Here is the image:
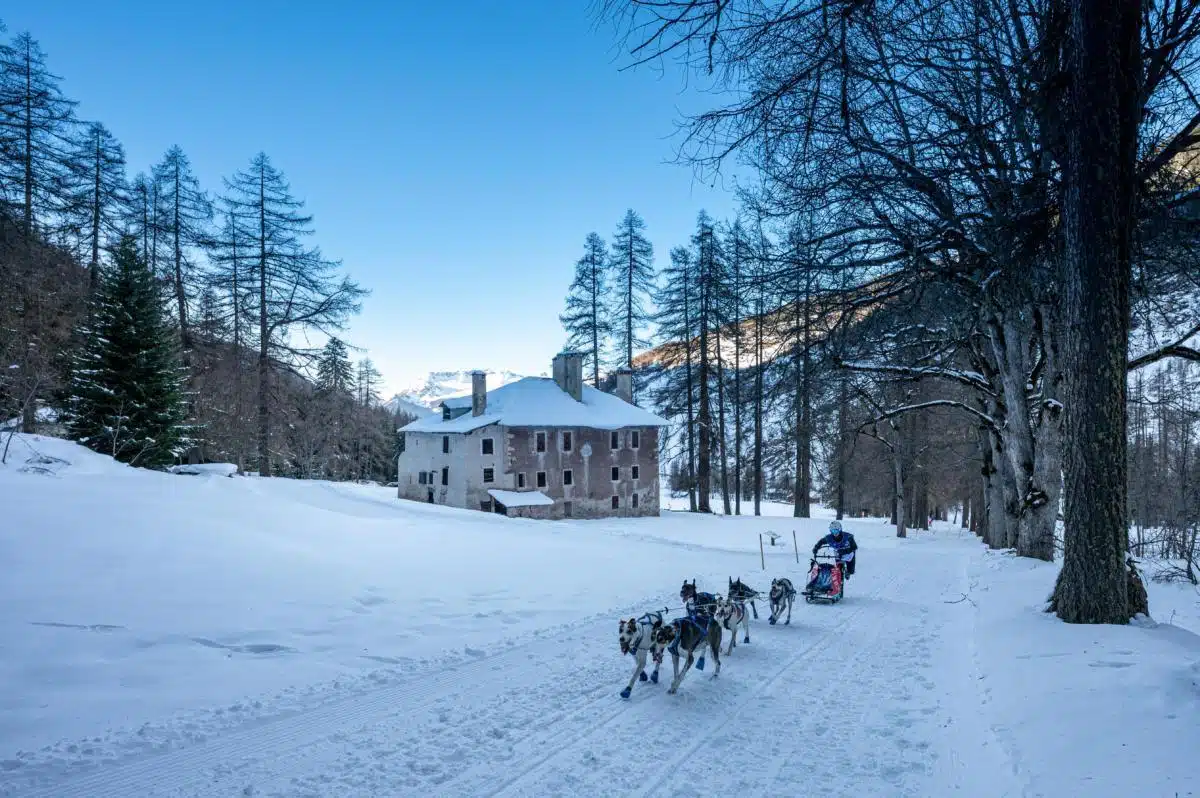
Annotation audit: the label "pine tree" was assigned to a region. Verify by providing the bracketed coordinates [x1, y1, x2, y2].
[316, 338, 355, 395]
[357, 358, 382, 407]
[0, 31, 79, 432]
[561, 232, 611, 388]
[223, 152, 365, 477]
[0, 31, 78, 238]
[654, 244, 700, 511]
[153, 146, 211, 347]
[65, 235, 189, 467]
[693, 211, 720, 513]
[66, 122, 127, 283]
[608, 209, 655, 379]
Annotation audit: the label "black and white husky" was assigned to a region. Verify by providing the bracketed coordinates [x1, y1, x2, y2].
[618, 611, 667, 698]
[653, 614, 722, 694]
[715, 596, 749, 655]
[768, 577, 796, 626]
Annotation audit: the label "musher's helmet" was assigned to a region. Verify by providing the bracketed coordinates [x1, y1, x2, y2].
[829, 520, 844, 536]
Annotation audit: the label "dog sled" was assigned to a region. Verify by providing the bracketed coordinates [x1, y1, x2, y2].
[802, 547, 844, 603]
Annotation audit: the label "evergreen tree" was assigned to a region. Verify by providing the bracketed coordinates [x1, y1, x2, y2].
[357, 358, 382, 407]
[153, 145, 211, 347]
[0, 30, 79, 432]
[66, 122, 127, 283]
[316, 337, 355, 395]
[608, 209, 654, 378]
[0, 31, 78, 238]
[223, 152, 365, 477]
[653, 245, 700, 511]
[65, 235, 188, 467]
[560, 232, 611, 388]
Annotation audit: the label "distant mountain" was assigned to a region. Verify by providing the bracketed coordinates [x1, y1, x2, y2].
[384, 369, 526, 414]
[383, 395, 434, 419]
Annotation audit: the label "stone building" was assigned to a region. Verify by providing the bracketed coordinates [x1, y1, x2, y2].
[397, 352, 667, 519]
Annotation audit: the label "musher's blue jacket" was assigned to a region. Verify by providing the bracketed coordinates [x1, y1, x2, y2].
[813, 531, 858, 557]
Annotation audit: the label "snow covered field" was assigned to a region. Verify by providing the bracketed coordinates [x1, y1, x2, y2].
[1, 433, 1197, 797]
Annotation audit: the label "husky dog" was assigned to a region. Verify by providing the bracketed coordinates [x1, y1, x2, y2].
[714, 596, 749, 655]
[617, 611, 667, 698]
[653, 614, 722, 694]
[768, 577, 796, 626]
[728, 576, 761, 623]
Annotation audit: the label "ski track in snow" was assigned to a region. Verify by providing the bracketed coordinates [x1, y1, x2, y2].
[6, 545, 1026, 798]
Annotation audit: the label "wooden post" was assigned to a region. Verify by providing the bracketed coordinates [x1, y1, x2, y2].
[793, 530, 799, 564]
[759, 533, 765, 570]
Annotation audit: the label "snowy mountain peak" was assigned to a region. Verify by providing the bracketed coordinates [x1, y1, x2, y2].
[384, 369, 526, 413]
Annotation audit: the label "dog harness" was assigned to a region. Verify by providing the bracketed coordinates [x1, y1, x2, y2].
[628, 613, 665, 664]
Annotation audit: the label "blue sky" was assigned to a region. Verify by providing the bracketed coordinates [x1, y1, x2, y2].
[6, 2, 738, 395]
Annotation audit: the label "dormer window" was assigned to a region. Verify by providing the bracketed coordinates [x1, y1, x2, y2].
[443, 406, 451, 420]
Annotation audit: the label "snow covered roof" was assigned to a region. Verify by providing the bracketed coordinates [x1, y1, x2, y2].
[400, 377, 668, 434]
[487, 489, 554, 507]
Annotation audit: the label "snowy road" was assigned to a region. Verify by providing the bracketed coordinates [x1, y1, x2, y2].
[13, 541, 1021, 798]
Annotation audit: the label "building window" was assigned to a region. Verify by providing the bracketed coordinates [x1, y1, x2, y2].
[611, 466, 620, 481]
[481, 437, 494, 455]
[611, 495, 620, 510]
[483, 467, 495, 483]
[631, 430, 640, 449]
[536, 471, 547, 488]
[632, 465, 640, 480]
[562, 431, 573, 452]
[632, 493, 640, 509]
[480, 500, 492, 512]
[536, 431, 546, 453]
[563, 469, 573, 486]
[441, 467, 448, 486]
[611, 430, 620, 450]
[518, 472, 526, 489]
[419, 471, 427, 485]
[442, 435, 450, 454]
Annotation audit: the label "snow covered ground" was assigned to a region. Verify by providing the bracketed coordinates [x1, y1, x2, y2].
[1, 433, 1197, 797]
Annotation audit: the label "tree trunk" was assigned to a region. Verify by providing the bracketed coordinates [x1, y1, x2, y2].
[173, 159, 191, 349]
[696, 233, 713, 513]
[684, 272, 698, 513]
[894, 450, 907, 538]
[257, 167, 272, 478]
[716, 322, 731, 515]
[90, 131, 102, 287]
[1051, 0, 1140, 623]
[753, 284, 764, 517]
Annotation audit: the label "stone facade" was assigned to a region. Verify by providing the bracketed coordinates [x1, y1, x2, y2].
[503, 426, 659, 519]
[396, 423, 660, 519]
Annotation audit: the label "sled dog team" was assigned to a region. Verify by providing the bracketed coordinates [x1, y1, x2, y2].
[616, 521, 858, 699]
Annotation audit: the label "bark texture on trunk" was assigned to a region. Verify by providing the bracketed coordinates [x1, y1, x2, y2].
[1051, 0, 1140, 623]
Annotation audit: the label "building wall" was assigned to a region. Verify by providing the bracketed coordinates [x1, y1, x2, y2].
[396, 425, 510, 509]
[504, 426, 660, 519]
[398, 424, 661, 519]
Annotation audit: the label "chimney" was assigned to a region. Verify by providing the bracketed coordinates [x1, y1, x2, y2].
[471, 370, 487, 416]
[552, 351, 584, 402]
[614, 369, 633, 404]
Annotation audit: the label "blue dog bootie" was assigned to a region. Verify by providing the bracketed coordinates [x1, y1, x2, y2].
[620, 686, 632, 699]
[639, 670, 648, 682]
[650, 670, 659, 684]
[696, 656, 705, 671]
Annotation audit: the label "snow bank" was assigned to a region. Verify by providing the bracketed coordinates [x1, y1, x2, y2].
[969, 549, 1200, 796]
[168, 463, 238, 477]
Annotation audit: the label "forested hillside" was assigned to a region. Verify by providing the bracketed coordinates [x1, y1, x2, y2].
[0, 21, 411, 482]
